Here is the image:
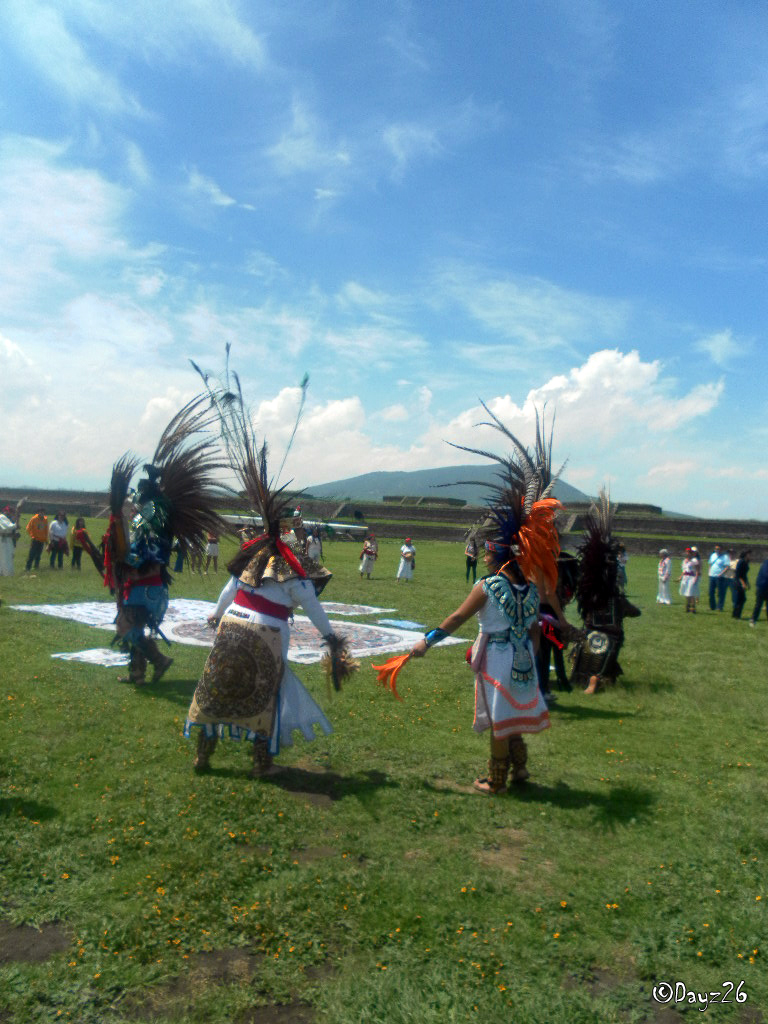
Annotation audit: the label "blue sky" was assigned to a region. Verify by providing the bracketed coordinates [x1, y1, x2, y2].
[1, 1, 766, 517]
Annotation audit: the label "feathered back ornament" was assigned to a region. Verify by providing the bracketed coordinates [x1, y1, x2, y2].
[103, 396, 228, 588]
[448, 401, 565, 592]
[142, 394, 229, 558]
[575, 488, 620, 618]
[191, 347, 312, 584]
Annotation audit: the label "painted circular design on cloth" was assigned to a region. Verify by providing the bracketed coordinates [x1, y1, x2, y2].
[174, 620, 217, 644]
[586, 631, 610, 655]
[194, 619, 282, 719]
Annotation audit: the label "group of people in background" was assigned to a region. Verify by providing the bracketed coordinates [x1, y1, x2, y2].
[16, 509, 96, 573]
[658, 544, 766, 624]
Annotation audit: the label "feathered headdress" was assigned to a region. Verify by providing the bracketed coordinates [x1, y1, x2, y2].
[142, 394, 230, 554]
[574, 488, 620, 619]
[372, 402, 567, 703]
[190, 348, 319, 587]
[103, 396, 229, 588]
[192, 349, 356, 689]
[449, 402, 564, 592]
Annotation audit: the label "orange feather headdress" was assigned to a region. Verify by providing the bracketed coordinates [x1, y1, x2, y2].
[448, 402, 565, 592]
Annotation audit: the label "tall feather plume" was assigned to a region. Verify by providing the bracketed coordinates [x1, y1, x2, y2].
[190, 353, 307, 539]
[109, 453, 140, 516]
[575, 487, 619, 619]
[147, 394, 231, 556]
[444, 400, 565, 590]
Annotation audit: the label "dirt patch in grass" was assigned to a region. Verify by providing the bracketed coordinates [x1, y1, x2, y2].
[120, 949, 264, 1020]
[0, 919, 71, 963]
[289, 845, 338, 864]
[476, 827, 527, 874]
[119, 949, 331, 1023]
[236, 1001, 315, 1023]
[740, 1009, 765, 1024]
[566, 969, 691, 1023]
[430, 777, 476, 795]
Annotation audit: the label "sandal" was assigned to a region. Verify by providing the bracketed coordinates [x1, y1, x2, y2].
[473, 777, 505, 795]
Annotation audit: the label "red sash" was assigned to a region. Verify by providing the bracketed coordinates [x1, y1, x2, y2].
[234, 589, 290, 620]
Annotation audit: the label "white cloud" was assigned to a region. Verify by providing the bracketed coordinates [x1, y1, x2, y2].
[379, 404, 409, 422]
[187, 168, 237, 207]
[0, 332, 33, 369]
[181, 303, 314, 362]
[694, 329, 745, 367]
[135, 273, 166, 298]
[125, 141, 151, 184]
[336, 281, 395, 311]
[5, 0, 145, 116]
[139, 387, 197, 430]
[245, 251, 285, 283]
[382, 123, 443, 178]
[381, 98, 503, 179]
[0, 137, 134, 311]
[322, 325, 428, 362]
[435, 263, 628, 351]
[267, 99, 350, 176]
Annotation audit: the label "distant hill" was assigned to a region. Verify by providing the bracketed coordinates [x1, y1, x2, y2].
[306, 465, 591, 507]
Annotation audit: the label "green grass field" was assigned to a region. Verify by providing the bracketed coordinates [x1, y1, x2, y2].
[1, 532, 766, 1023]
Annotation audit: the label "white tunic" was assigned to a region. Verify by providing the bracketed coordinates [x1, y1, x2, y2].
[0, 514, 15, 576]
[198, 575, 333, 753]
[469, 577, 550, 738]
[396, 543, 415, 580]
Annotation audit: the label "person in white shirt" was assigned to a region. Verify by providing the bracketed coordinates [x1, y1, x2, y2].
[657, 549, 671, 604]
[47, 512, 69, 570]
[396, 538, 415, 581]
[707, 544, 730, 612]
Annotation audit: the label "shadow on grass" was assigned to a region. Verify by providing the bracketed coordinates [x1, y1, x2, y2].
[550, 703, 630, 721]
[0, 797, 58, 822]
[421, 777, 655, 828]
[261, 766, 399, 806]
[515, 780, 655, 827]
[133, 676, 198, 707]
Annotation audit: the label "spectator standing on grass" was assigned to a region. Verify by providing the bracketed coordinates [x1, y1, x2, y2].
[70, 517, 85, 570]
[657, 549, 672, 604]
[306, 527, 323, 563]
[732, 550, 750, 619]
[396, 537, 415, 582]
[25, 509, 48, 571]
[359, 532, 378, 578]
[464, 534, 479, 584]
[3, 501, 23, 546]
[748, 558, 768, 627]
[47, 511, 69, 569]
[723, 550, 737, 607]
[0, 511, 18, 576]
[616, 544, 628, 592]
[204, 531, 219, 573]
[707, 544, 730, 611]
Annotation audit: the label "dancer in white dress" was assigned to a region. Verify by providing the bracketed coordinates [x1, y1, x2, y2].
[404, 403, 565, 794]
[396, 538, 415, 581]
[185, 361, 356, 775]
[657, 549, 671, 604]
[359, 533, 378, 578]
[187, 551, 335, 771]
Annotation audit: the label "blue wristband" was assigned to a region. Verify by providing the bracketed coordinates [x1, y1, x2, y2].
[424, 627, 449, 648]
